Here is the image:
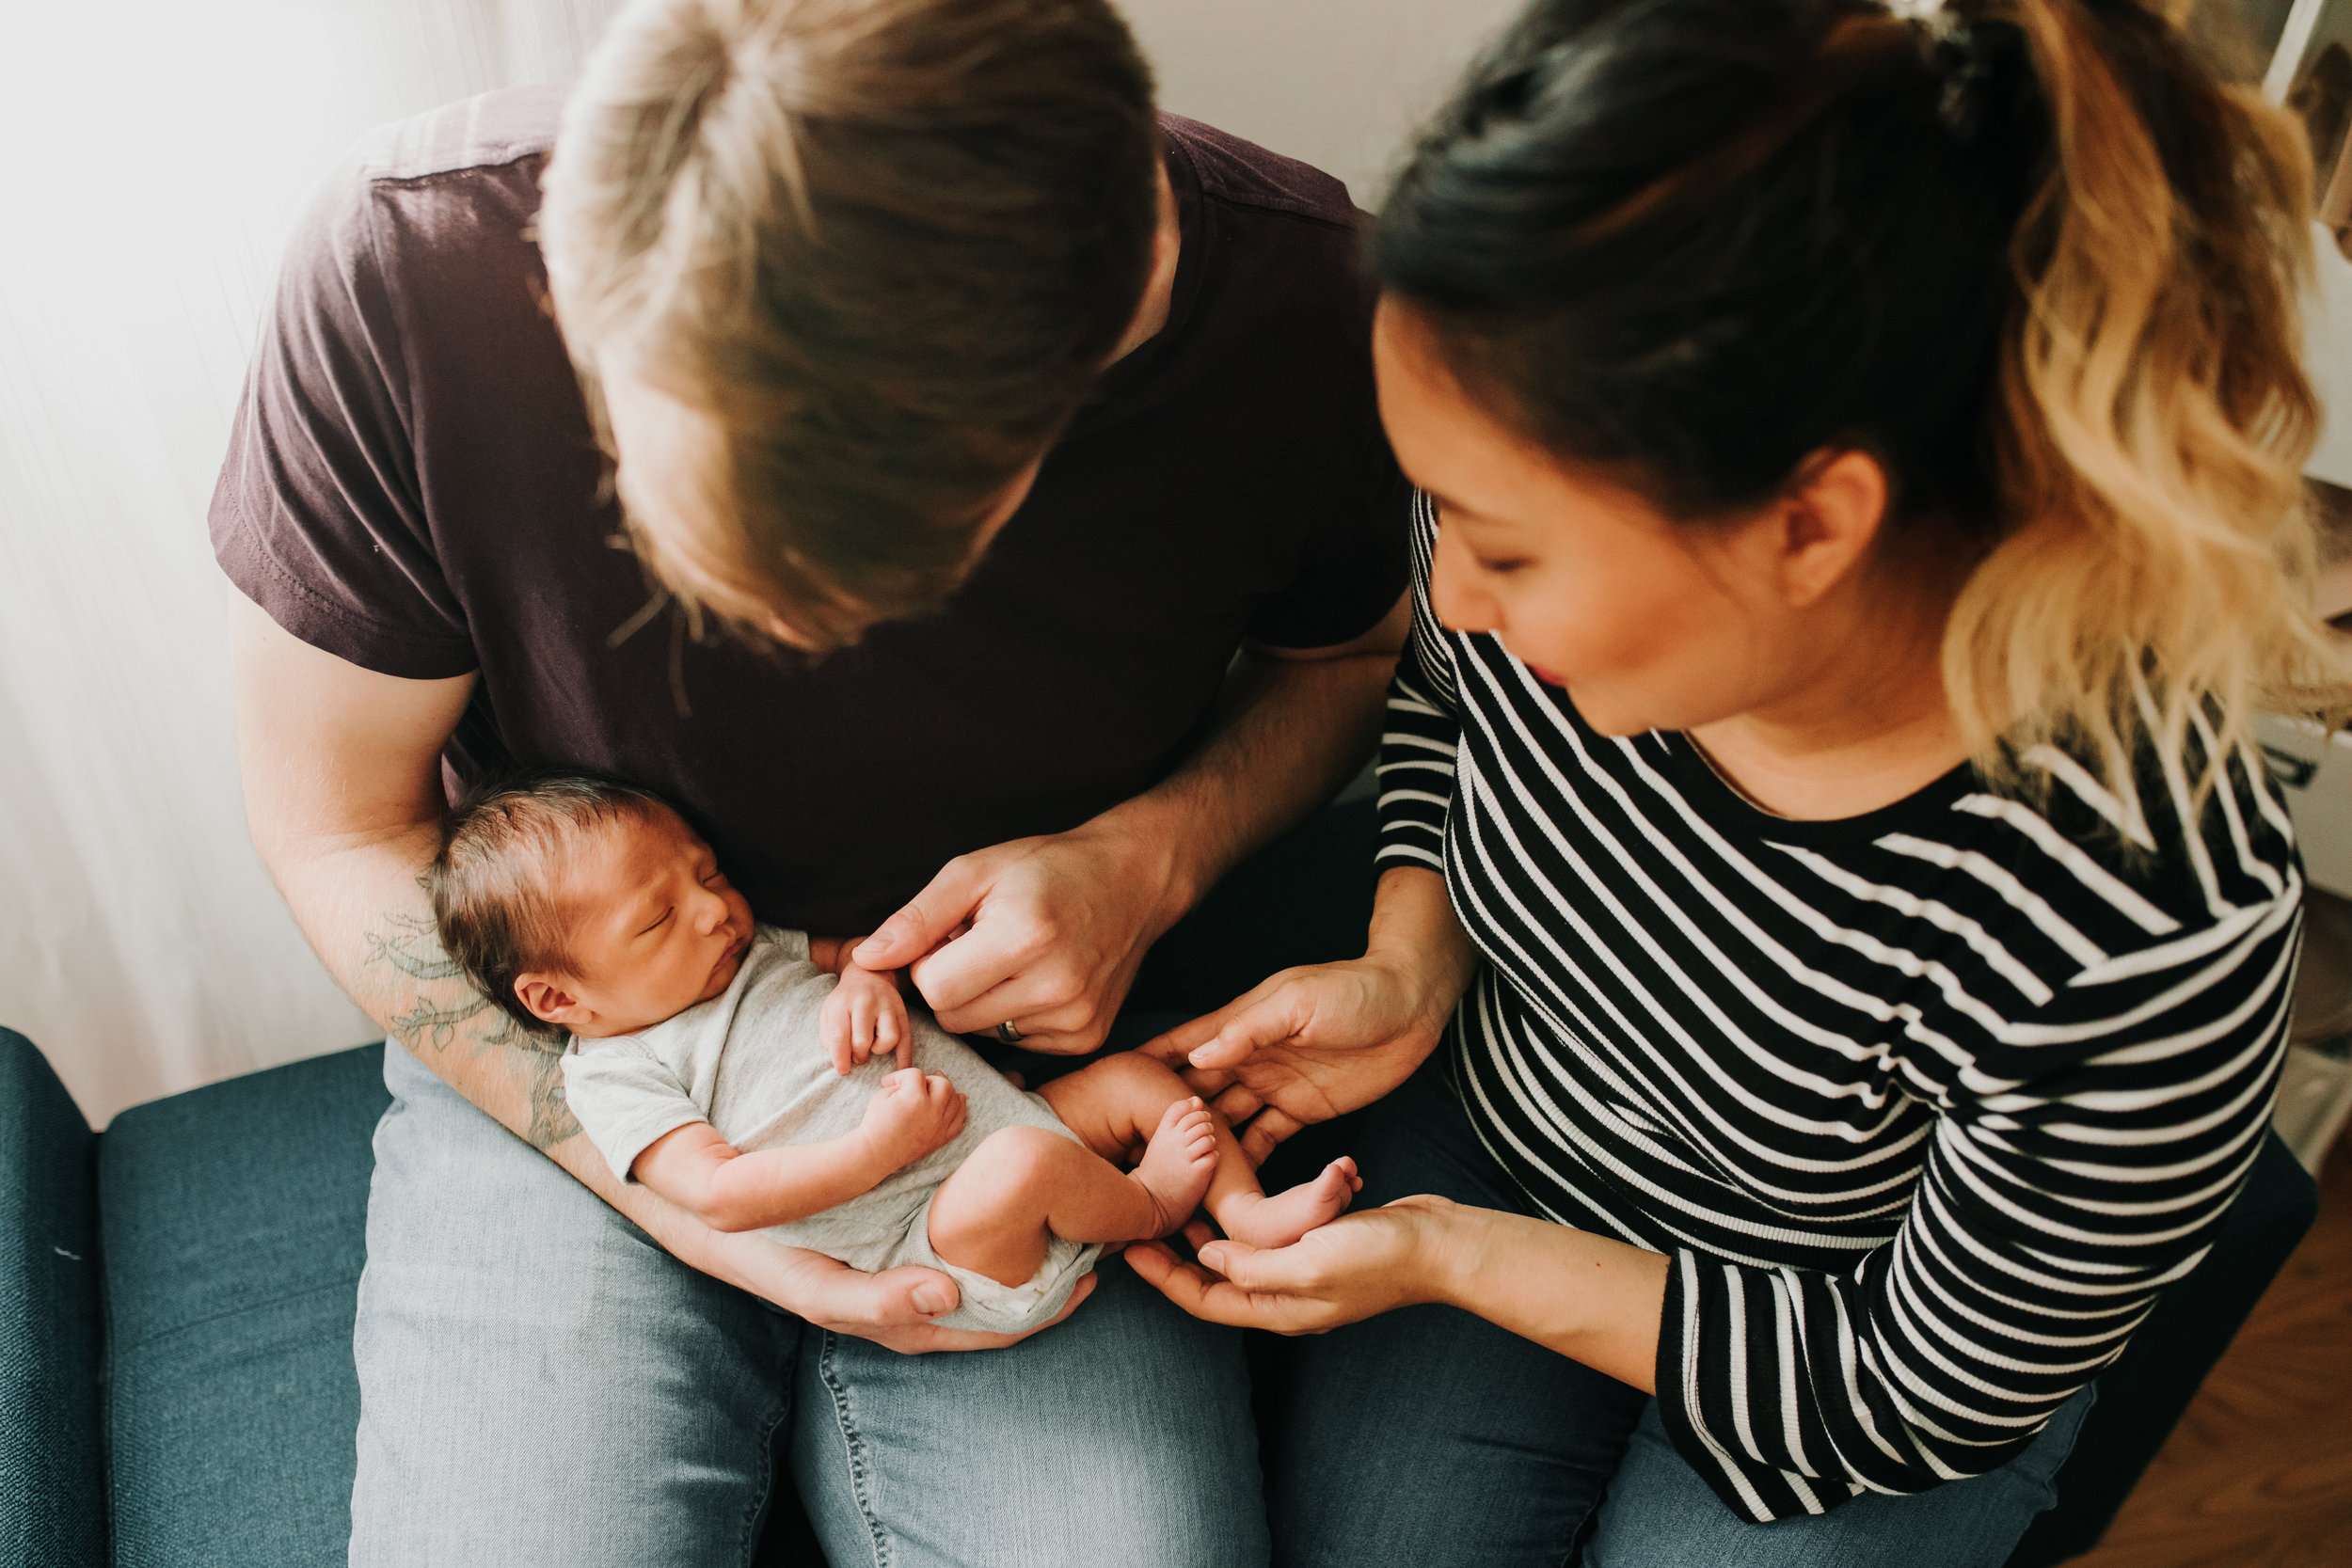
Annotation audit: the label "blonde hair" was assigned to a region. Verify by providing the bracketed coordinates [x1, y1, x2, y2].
[537, 0, 1160, 650]
[1375, 0, 2351, 814]
[1950, 0, 2344, 805]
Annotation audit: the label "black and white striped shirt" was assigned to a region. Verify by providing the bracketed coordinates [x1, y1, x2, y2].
[1375, 496, 2298, 1522]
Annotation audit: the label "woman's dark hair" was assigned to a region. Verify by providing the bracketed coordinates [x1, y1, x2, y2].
[1374, 0, 2046, 525]
[1374, 0, 2344, 806]
[428, 772, 672, 1039]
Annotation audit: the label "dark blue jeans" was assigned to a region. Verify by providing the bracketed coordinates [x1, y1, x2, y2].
[1256, 1058, 2093, 1568]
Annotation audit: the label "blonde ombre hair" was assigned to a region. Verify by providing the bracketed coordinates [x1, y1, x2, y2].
[1375, 0, 2352, 813]
[537, 0, 1161, 650]
[1954, 0, 2343, 803]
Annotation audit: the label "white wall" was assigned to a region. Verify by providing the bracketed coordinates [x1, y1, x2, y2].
[0, 1, 629, 1126]
[1118, 0, 1523, 205]
[0, 0, 1517, 1125]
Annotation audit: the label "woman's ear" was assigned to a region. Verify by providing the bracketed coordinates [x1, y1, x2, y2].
[1771, 449, 1891, 610]
[515, 973, 587, 1030]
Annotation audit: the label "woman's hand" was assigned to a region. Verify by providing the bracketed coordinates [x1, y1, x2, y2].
[698, 1226, 1098, 1354]
[1123, 1196, 1470, 1334]
[1140, 958, 1448, 1164]
[1141, 866, 1479, 1163]
[1130, 1197, 1669, 1391]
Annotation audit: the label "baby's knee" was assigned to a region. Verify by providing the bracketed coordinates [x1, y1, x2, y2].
[961, 1124, 1076, 1194]
[1069, 1047, 1186, 1111]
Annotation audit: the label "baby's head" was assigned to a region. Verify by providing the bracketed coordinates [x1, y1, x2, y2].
[430, 773, 755, 1040]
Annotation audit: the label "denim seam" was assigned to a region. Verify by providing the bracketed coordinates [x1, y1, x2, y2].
[817, 1329, 892, 1568]
[737, 1370, 796, 1568]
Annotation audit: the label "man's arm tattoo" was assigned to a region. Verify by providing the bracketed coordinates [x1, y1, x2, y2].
[364, 910, 466, 982]
[365, 907, 525, 1057]
[522, 1047, 584, 1152]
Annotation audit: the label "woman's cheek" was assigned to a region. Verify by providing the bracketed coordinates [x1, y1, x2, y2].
[1500, 569, 1614, 682]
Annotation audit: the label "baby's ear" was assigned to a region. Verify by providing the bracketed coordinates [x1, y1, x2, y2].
[514, 973, 583, 1029]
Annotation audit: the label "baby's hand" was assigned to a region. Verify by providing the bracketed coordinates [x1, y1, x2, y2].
[859, 1069, 967, 1173]
[824, 964, 913, 1075]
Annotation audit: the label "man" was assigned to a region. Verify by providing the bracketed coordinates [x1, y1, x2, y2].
[217, 0, 1406, 1560]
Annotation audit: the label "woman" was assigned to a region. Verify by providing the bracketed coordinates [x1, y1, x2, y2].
[1133, 0, 2344, 1562]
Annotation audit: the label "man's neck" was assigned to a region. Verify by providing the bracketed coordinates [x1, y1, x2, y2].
[1108, 169, 1181, 363]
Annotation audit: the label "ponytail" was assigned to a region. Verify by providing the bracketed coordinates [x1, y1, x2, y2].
[1953, 0, 2339, 804]
[1374, 0, 2349, 811]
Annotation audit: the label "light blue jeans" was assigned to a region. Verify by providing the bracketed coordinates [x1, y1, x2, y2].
[347, 1041, 1269, 1566]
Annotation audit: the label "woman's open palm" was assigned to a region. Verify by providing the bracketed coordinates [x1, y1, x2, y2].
[1141, 958, 1452, 1164]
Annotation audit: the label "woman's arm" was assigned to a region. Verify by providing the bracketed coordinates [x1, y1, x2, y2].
[1144, 547, 1480, 1159]
[1127, 1195, 1668, 1391]
[1137, 881, 2301, 1518]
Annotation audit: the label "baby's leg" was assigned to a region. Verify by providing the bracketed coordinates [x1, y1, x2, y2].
[928, 1119, 1216, 1288]
[1040, 1052, 1363, 1251]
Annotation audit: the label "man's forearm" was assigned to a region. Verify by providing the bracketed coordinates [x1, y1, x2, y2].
[275, 826, 584, 1151]
[267, 832, 714, 1268]
[1104, 643, 1394, 920]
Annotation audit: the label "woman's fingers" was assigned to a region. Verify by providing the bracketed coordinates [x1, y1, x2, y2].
[1137, 1006, 1232, 1067]
[1121, 1242, 1335, 1333]
[1141, 967, 1329, 1071]
[1186, 990, 1310, 1070]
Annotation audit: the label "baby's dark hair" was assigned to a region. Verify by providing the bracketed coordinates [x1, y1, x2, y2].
[427, 771, 672, 1039]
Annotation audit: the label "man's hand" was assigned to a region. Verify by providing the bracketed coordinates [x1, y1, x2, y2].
[701, 1232, 1102, 1353]
[853, 818, 1184, 1055]
[823, 962, 913, 1074]
[852, 599, 1411, 1057]
[858, 1069, 967, 1172]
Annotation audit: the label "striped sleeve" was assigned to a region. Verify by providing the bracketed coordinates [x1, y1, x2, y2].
[1654, 814, 2298, 1521]
[1375, 492, 1461, 876]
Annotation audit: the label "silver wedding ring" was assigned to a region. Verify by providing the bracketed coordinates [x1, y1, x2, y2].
[994, 1021, 1024, 1045]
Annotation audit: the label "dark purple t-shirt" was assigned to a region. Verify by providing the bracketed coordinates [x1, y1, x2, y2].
[212, 85, 1409, 935]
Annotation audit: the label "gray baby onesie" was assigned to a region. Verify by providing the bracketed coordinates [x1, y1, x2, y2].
[561, 927, 1102, 1333]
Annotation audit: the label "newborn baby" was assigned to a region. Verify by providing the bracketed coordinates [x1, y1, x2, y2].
[426, 773, 1361, 1334]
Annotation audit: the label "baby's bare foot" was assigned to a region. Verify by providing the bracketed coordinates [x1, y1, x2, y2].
[1223, 1156, 1363, 1250]
[1130, 1098, 1219, 1236]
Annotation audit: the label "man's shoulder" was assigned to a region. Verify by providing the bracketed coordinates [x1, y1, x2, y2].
[351, 82, 566, 187]
[1159, 114, 1360, 230]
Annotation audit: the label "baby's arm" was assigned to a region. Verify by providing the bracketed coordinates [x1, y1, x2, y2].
[633, 1068, 967, 1232]
[812, 933, 913, 1074]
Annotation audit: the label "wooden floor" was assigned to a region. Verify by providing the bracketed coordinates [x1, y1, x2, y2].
[2065, 1130, 2352, 1568]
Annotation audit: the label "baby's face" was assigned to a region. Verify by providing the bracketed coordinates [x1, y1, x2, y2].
[522, 806, 755, 1037]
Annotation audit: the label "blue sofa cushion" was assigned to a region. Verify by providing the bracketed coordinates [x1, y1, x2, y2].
[100, 1044, 389, 1568]
[0, 1028, 105, 1568]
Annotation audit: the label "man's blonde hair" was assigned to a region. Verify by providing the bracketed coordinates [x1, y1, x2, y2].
[538, 0, 1161, 649]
